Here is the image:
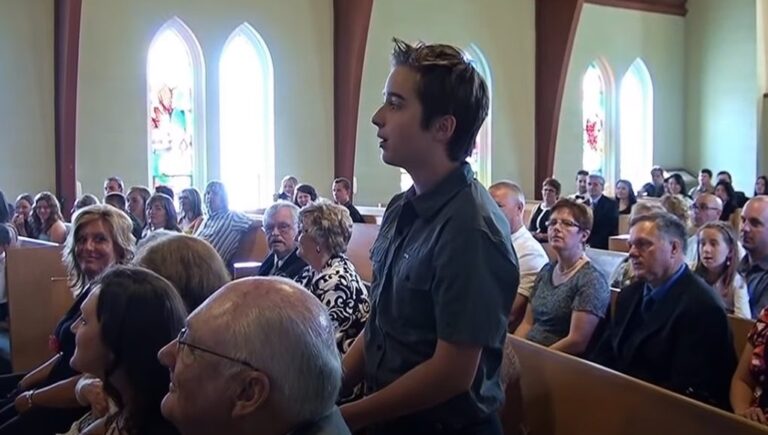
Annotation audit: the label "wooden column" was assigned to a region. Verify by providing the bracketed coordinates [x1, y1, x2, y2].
[333, 0, 374, 189]
[54, 0, 83, 218]
[535, 0, 584, 198]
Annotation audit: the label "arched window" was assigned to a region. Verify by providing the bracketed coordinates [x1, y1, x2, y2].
[147, 17, 204, 192]
[619, 58, 654, 190]
[582, 62, 608, 177]
[219, 23, 275, 210]
[400, 44, 492, 192]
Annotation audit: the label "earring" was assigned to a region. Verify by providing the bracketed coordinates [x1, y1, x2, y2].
[315, 246, 321, 254]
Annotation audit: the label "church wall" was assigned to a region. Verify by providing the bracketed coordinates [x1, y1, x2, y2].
[0, 0, 56, 201]
[685, 0, 758, 193]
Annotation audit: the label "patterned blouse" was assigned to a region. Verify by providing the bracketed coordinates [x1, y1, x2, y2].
[296, 255, 370, 355]
[748, 308, 768, 407]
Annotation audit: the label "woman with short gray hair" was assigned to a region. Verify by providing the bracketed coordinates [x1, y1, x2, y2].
[295, 200, 370, 355]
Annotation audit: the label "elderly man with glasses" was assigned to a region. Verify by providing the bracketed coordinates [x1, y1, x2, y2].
[158, 277, 351, 435]
[686, 193, 746, 263]
[257, 201, 307, 280]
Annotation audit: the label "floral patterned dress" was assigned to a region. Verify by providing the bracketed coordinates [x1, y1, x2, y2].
[296, 255, 370, 355]
[748, 308, 768, 408]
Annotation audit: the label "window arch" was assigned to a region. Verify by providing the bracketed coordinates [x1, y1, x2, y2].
[582, 61, 609, 178]
[219, 23, 275, 210]
[619, 58, 654, 190]
[399, 44, 493, 192]
[147, 17, 205, 192]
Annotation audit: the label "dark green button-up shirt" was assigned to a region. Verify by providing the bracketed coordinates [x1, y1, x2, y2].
[363, 162, 519, 429]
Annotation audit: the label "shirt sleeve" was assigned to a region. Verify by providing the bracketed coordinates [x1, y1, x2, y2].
[516, 244, 549, 298]
[572, 264, 611, 318]
[432, 226, 519, 347]
[733, 277, 752, 319]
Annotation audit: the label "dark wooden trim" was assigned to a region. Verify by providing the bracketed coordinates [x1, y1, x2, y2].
[535, 0, 584, 199]
[54, 0, 82, 219]
[333, 0, 374, 192]
[586, 0, 687, 16]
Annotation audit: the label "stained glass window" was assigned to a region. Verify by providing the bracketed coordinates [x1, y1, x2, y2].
[582, 63, 607, 176]
[220, 23, 275, 210]
[147, 18, 203, 193]
[620, 59, 654, 190]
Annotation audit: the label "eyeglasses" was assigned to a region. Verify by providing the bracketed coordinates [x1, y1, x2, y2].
[690, 204, 721, 212]
[264, 222, 295, 234]
[176, 327, 258, 371]
[546, 219, 581, 230]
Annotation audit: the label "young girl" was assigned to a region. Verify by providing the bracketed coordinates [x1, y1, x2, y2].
[693, 221, 750, 318]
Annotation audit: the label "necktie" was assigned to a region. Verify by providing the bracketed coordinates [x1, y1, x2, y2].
[642, 290, 655, 316]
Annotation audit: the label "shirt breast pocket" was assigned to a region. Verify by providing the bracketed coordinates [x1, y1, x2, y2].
[391, 252, 435, 329]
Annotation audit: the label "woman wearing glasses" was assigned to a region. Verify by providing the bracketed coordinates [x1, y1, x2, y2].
[67, 266, 185, 435]
[514, 199, 610, 356]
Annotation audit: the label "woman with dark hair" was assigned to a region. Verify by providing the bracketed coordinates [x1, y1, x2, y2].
[615, 179, 637, 215]
[529, 178, 561, 243]
[714, 180, 738, 222]
[755, 175, 768, 197]
[68, 266, 185, 434]
[293, 184, 318, 208]
[664, 173, 691, 205]
[11, 194, 34, 237]
[144, 194, 180, 235]
[177, 188, 203, 235]
[31, 192, 68, 244]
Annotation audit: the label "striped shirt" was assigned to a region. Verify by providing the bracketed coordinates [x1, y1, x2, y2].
[195, 210, 254, 267]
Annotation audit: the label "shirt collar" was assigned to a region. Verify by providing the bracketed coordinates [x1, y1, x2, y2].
[407, 162, 474, 220]
[511, 226, 530, 243]
[740, 254, 768, 273]
[644, 263, 687, 302]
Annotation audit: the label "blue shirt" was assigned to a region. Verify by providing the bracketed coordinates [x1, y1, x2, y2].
[643, 263, 687, 312]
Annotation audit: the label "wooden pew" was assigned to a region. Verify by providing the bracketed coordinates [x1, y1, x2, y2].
[609, 234, 630, 253]
[506, 335, 766, 435]
[618, 214, 630, 235]
[347, 223, 379, 284]
[235, 225, 269, 265]
[524, 200, 541, 228]
[6, 244, 74, 372]
[357, 206, 385, 225]
[729, 314, 755, 357]
[586, 247, 627, 282]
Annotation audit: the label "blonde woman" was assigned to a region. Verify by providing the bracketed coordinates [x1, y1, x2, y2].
[295, 199, 370, 355]
[0, 205, 134, 432]
[693, 221, 750, 318]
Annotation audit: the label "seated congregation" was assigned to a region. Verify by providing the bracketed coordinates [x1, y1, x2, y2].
[3, 39, 768, 435]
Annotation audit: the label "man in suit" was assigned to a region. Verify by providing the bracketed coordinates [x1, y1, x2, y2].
[590, 212, 736, 410]
[585, 174, 618, 249]
[258, 201, 307, 280]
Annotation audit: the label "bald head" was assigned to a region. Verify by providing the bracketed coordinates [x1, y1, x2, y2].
[489, 181, 525, 233]
[742, 196, 768, 259]
[692, 193, 723, 227]
[165, 277, 341, 434]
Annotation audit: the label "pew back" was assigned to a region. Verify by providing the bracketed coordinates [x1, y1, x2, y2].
[729, 314, 755, 357]
[347, 223, 379, 284]
[6, 245, 74, 372]
[508, 335, 765, 435]
[585, 248, 627, 282]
